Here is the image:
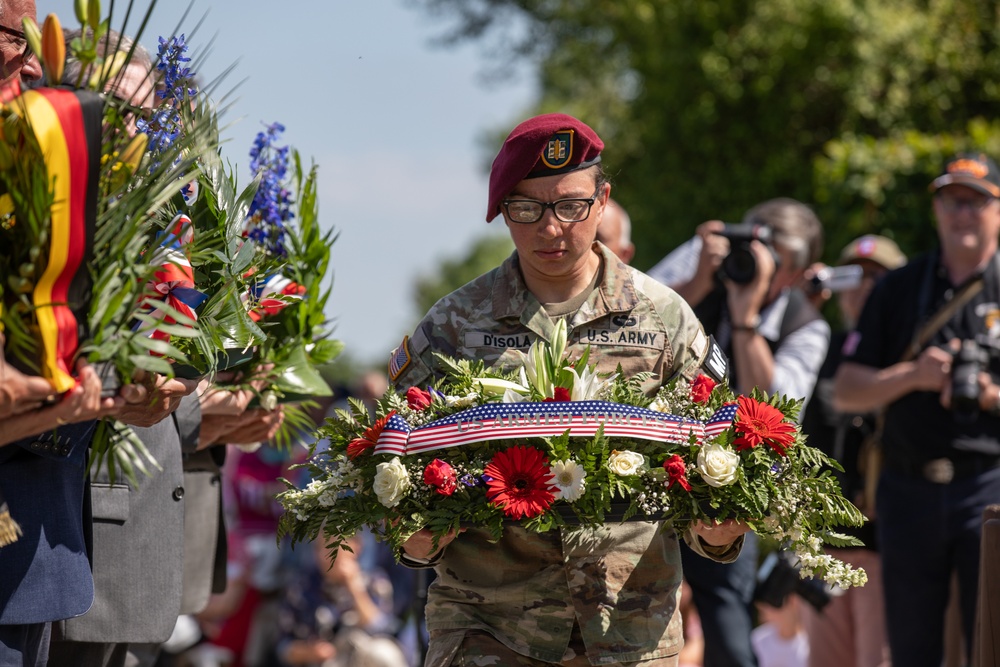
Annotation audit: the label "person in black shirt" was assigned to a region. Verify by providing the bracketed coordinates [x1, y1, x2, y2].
[800, 235, 905, 667]
[834, 153, 1000, 667]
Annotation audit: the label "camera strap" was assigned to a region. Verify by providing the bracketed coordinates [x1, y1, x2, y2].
[861, 256, 988, 512]
[907, 251, 994, 362]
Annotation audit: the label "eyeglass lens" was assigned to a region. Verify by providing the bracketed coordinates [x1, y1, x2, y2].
[937, 193, 996, 213]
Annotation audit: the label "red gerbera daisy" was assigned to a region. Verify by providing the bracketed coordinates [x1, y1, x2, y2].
[484, 446, 557, 520]
[663, 454, 692, 491]
[733, 396, 796, 456]
[346, 411, 395, 459]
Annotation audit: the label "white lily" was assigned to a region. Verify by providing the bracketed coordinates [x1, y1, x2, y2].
[475, 377, 530, 397]
[502, 388, 528, 403]
[569, 366, 618, 401]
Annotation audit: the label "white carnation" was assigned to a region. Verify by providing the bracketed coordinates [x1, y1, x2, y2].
[696, 443, 740, 487]
[373, 458, 411, 508]
[445, 392, 478, 408]
[607, 450, 646, 476]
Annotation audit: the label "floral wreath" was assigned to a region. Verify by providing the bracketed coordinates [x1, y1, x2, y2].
[279, 320, 868, 589]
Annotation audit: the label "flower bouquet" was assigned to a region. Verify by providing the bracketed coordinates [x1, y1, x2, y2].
[0, 4, 223, 482]
[241, 123, 341, 407]
[278, 321, 868, 589]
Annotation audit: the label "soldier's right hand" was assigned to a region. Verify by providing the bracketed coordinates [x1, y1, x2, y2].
[401, 527, 463, 561]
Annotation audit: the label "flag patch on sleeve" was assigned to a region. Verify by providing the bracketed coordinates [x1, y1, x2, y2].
[388, 336, 412, 382]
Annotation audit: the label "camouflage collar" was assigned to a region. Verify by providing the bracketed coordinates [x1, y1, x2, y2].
[491, 244, 640, 323]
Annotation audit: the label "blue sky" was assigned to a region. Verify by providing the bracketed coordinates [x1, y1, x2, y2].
[48, 0, 533, 366]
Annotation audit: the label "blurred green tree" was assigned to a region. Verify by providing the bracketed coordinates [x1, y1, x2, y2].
[410, 0, 1000, 264]
[413, 233, 515, 317]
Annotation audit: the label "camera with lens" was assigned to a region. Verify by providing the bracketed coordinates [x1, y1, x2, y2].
[806, 264, 864, 295]
[951, 339, 990, 424]
[712, 223, 778, 285]
[754, 549, 833, 612]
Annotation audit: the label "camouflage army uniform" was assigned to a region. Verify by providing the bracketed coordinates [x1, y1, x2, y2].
[392, 244, 740, 666]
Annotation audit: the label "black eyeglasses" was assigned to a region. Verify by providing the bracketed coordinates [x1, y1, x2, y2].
[502, 187, 602, 224]
[108, 95, 155, 124]
[0, 24, 34, 66]
[935, 191, 998, 214]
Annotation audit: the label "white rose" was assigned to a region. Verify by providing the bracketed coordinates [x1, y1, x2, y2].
[696, 443, 740, 487]
[373, 458, 411, 508]
[607, 450, 646, 477]
[551, 459, 587, 502]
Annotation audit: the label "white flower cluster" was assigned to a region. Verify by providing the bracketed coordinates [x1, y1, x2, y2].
[794, 546, 869, 589]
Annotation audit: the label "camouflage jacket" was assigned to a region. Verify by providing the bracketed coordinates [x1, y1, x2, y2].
[391, 244, 738, 664]
[391, 244, 712, 390]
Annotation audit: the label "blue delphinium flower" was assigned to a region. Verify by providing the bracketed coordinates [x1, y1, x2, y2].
[137, 34, 197, 165]
[246, 122, 294, 256]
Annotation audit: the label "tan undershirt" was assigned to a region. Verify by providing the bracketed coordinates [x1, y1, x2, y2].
[542, 263, 604, 318]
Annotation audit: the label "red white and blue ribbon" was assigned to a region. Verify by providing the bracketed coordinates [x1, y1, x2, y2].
[140, 213, 207, 342]
[373, 400, 739, 457]
[245, 272, 305, 322]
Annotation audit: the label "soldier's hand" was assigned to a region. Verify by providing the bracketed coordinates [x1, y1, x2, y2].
[401, 527, 462, 561]
[691, 518, 751, 547]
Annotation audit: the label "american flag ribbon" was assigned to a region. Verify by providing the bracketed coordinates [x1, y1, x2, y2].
[245, 272, 306, 322]
[140, 214, 207, 343]
[372, 400, 738, 456]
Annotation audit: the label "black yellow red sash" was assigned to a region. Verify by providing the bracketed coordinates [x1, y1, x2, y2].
[7, 88, 102, 392]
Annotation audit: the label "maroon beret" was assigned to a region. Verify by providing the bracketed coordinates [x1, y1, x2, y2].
[486, 113, 604, 222]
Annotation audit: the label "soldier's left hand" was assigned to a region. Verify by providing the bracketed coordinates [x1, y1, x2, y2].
[691, 518, 751, 547]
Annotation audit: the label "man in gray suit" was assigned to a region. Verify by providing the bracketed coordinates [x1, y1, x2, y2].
[46, 37, 285, 667]
[48, 387, 284, 667]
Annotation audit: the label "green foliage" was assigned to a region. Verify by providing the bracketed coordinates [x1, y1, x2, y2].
[813, 120, 1000, 259]
[411, 0, 1000, 267]
[413, 233, 513, 317]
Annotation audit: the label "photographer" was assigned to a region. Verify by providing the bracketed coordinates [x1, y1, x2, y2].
[800, 235, 905, 667]
[648, 198, 830, 667]
[833, 153, 1000, 667]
